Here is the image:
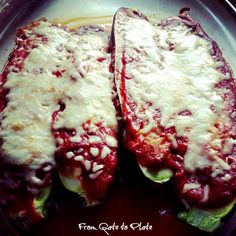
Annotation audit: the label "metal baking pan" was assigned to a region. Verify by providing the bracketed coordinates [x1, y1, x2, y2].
[0, 1, 236, 236]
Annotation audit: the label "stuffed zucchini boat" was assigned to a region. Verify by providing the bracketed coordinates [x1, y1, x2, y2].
[0, 19, 118, 228]
[52, 25, 118, 205]
[112, 7, 236, 231]
[0, 19, 57, 229]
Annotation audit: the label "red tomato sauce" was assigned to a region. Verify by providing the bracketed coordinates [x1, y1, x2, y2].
[23, 151, 215, 236]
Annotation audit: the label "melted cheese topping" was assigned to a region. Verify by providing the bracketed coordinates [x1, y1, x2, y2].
[0, 21, 117, 167]
[182, 183, 201, 193]
[117, 16, 233, 176]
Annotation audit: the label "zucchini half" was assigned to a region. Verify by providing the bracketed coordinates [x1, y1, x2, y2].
[178, 200, 235, 232]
